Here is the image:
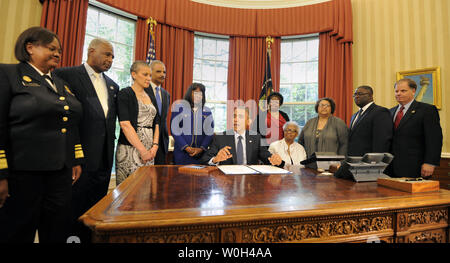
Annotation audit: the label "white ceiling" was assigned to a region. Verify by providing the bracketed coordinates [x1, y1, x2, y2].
[191, 0, 331, 9]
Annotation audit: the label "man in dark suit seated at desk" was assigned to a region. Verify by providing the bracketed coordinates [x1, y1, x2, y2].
[347, 85, 393, 156]
[202, 107, 283, 166]
[385, 78, 442, 178]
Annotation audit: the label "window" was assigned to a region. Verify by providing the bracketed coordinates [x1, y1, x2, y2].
[279, 36, 319, 130]
[193, 34, 229, 133]
[82, 5, 136, 89]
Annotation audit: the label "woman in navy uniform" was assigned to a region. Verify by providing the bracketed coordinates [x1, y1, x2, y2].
[170, 83, 214, 164]
[0, 27, 84, 243]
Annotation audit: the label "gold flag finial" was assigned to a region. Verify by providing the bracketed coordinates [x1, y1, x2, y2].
[266, 36, 274, 58]
[147, 17, 157, 36]
[266, 36, 274, 50]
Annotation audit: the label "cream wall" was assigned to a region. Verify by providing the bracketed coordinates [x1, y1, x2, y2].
[352, 0, 450, 154]
[0, 0, 42, 63]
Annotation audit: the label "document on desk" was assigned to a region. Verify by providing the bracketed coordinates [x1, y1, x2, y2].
[218, 165, 260, 174]
[218, 165, 292, 175]
[247, 165, 292, 174]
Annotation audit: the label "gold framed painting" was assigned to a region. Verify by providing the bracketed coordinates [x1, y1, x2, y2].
[396, 67, 441, 109]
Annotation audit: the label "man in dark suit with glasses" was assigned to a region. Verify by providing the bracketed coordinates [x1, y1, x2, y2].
[347, 85, 393, 157]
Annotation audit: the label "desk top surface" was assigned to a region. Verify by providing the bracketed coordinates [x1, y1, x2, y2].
[81, 165, 450, 230]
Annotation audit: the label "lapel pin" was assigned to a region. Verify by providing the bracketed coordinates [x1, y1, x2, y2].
[22, 76, 32, 82]
[64, 85, 74, 96]
[110, 86, 114, 90]
[411, 110, 415, 114]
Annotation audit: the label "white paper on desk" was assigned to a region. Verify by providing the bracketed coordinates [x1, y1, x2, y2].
[217, 165, 260, 174]
[247, 165, 292, 174]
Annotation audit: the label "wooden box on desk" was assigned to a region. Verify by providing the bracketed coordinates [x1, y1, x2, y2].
[377, 178, 440, 193]
[178, 165, 218, 175]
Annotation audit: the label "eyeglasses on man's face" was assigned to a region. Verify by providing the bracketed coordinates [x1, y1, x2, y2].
[353, 92, 370, 97]
[318, 103, 331, 108]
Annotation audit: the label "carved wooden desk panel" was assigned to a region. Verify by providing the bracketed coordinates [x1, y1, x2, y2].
[80, 165, 450, 243]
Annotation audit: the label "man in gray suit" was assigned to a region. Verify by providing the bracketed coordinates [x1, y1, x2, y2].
[202, 107, 282, 166]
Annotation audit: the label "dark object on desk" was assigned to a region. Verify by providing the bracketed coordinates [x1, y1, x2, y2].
[300, 152, 345, 170]
[178, 165, 218, 175]
[334, 153, 393, 182]
[377, 177, 440, 193]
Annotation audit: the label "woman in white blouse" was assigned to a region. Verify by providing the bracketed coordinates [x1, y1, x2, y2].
[268, 121, 307, 168]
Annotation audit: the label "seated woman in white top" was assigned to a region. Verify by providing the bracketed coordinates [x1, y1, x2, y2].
[268, 121, 307, 168]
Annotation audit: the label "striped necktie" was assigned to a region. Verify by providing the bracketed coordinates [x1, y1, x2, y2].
[394, 106, 404, 129]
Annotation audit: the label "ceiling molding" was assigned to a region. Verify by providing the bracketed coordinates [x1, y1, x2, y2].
[191, 0, 331, 9]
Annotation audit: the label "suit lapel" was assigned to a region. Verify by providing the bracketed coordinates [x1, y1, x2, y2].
[51, 73, 65, 95]
[245, 131, 254, 164]
[352, 103, 375, 131]
[349, 112, 359, 132]
[78, 66, 105, 119]
[104, 75, 116, 118]
[390, 106, 398, 119]
[227, 132, 238, 164]
[396, 100, 417, 130]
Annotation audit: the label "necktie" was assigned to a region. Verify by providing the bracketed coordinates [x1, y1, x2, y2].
[93, 72, 108, 117]
[44, 75, 57, 92]
[236, 135, 244, 165]
[394, 106, 404, 129]
[155, 86, 162, 114]
[351, 109, 362, 129]
[44, 75, 54, 84]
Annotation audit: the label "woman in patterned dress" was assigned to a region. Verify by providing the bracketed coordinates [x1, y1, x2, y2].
[115, 61, 160, 185]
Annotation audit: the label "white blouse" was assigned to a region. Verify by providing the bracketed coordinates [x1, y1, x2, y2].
[268, 139, 307, 168]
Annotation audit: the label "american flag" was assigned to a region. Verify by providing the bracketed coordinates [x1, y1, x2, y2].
[146, 31, 156, 64]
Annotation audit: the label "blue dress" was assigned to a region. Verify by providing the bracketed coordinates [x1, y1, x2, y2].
[170, 103, 214, 164]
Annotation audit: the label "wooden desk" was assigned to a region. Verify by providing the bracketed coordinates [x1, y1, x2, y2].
[80, 165, 450, 243]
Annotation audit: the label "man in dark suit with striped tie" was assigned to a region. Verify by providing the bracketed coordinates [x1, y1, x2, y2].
[147, 60, 171, 164]
[385, 78, 442, 178]
[53, 38, 119, 242]
[347, 85, 393, 157]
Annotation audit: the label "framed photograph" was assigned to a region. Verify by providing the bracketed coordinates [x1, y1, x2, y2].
[396, 67, 441, 109]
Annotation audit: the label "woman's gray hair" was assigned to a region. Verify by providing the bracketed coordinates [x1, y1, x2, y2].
[283, 121, 300, 133]
[130, 60, 150, 74]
